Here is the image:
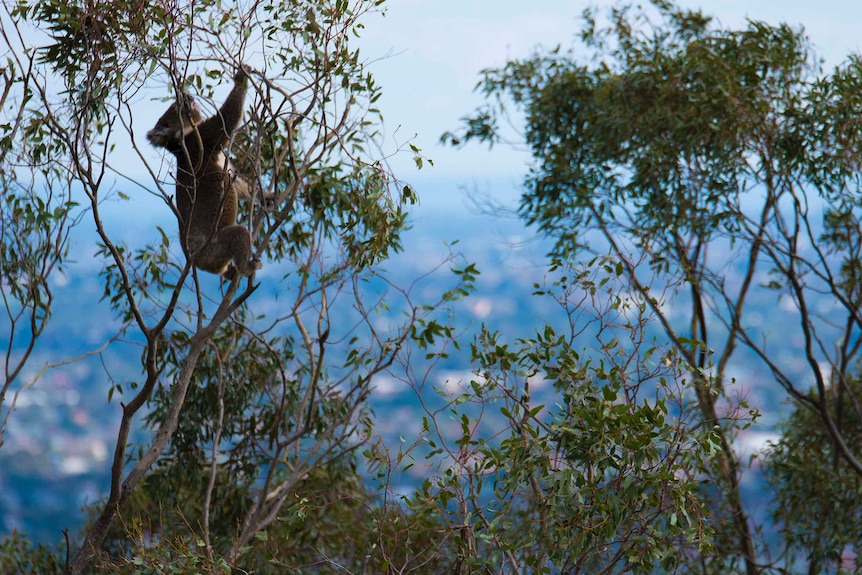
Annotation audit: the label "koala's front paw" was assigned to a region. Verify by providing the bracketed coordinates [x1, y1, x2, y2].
[253, 186, 276, 211]
[234, 64, 249, 85]
[233, 64, 254, 86]
[260, 192, 276, 211]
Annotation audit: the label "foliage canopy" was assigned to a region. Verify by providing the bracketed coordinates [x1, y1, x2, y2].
[446, 1, 862, 573]
[6, 0, 862, 574]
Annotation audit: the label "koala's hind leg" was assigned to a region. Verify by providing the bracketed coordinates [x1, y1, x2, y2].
[192, 225, 260, 278]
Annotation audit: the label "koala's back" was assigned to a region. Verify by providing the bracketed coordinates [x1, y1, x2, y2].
[174, 136, 237, 245]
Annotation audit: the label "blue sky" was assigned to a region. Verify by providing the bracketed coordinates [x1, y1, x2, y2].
[356, 0, 862, 187]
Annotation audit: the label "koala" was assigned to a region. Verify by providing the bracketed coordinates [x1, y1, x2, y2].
[146, 68, 262, 280]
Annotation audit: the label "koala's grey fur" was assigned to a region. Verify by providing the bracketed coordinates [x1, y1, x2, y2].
[147, 69, 261, 279]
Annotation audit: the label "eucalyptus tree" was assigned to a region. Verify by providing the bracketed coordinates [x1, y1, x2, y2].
[446, 1, 862, 572]
[0, 1, 459, 573]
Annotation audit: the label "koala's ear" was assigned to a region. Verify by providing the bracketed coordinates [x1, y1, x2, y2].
[146, 124, 174, 148]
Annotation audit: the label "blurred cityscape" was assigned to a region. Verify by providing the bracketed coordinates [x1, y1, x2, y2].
[0, 177, 792, 545]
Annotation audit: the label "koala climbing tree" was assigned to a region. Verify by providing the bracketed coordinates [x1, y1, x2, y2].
[147, 66, 263, 280]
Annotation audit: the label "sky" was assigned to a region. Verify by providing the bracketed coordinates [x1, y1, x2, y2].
[84, 0, 862, 219]
[354, 0, 862, 192]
